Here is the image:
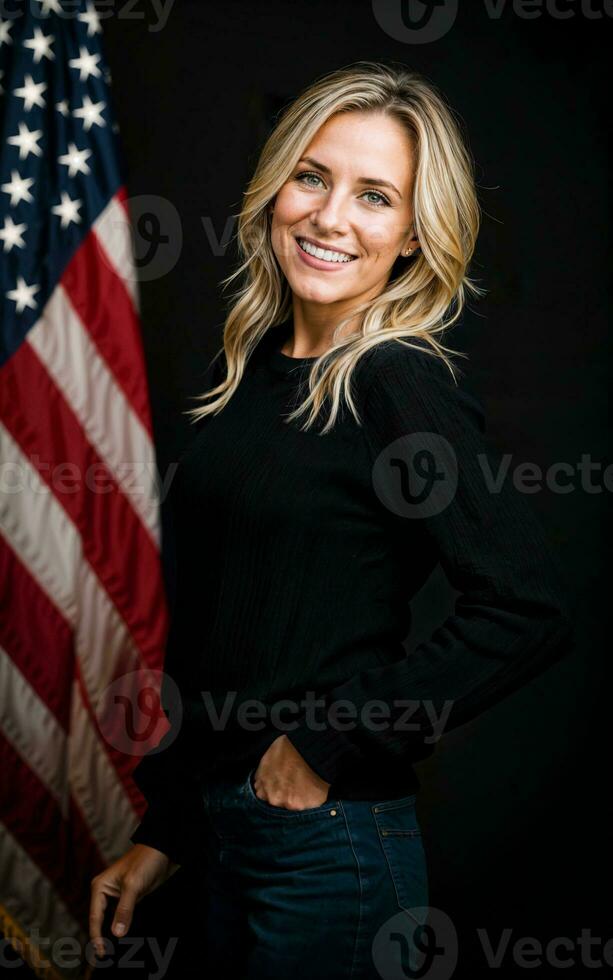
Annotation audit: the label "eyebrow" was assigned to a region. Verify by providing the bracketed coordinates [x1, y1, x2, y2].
[297, 156, 403, 200]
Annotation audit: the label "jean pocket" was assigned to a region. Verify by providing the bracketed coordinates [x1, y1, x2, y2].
[244, 767, 338, 819]
[372, 794, 420, 835]
[373, 796, 428, 914]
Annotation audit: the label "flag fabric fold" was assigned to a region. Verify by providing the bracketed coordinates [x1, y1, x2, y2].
[0, 4, 169, 977]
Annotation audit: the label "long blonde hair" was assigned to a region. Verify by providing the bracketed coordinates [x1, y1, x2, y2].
[186, 60, 484, 434]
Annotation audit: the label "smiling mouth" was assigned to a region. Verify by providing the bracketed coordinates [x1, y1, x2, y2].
[296, 237, 358, 264]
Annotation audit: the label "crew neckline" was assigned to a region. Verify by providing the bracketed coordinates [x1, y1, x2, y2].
[267, 320, 321, 375]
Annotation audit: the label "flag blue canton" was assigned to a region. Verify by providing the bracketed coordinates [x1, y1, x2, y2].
[0, 0, 124, 366]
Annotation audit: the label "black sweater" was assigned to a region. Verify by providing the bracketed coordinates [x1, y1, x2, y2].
[130, 319, 574, 866]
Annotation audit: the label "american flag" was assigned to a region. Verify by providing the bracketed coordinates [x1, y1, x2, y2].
[0, 3, 170, 976]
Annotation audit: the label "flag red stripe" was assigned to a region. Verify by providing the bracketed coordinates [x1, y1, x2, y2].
[61, 224, 153, 438]
[0, 731, 106, 928]
[0, 345, 169, 672]
[0, 529, 150, 820]
[73, 658, 150, 817]
[0, 537, 74, 730]
[115, 184, 129, 209]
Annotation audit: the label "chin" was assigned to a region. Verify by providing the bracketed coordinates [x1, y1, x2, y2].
[286, 274, 349, 304]
[292, 285, 347, 305]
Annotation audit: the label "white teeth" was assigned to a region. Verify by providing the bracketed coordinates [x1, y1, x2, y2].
[297, 238, 355, 263]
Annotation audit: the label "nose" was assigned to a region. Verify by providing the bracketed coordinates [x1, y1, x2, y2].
[310, 187, 351, 237]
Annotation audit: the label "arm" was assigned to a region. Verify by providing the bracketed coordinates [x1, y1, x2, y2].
[129, 718, 206, 867]
[286, 342, 575, 783]
[129, 349, 225, 865]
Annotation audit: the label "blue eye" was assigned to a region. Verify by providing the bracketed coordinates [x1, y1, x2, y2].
[295, 171, 324, 188]
[360, 190, 391, 208]
[293, 172, 391, 207]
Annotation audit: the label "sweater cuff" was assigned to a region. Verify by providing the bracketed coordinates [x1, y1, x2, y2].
[130, 787, 207, 867]
[129, 759, 207, 868]
[130, 807, 181, 866]
[285, 719, 364, 786]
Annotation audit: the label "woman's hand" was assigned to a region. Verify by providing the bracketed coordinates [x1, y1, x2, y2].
[89, 844, 180, 957]
[251, 734, 331, 809]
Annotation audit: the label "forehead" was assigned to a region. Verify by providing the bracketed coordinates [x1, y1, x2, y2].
[302, 111, 414, 186]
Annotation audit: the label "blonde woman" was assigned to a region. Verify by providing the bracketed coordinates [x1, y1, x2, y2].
[90, 61, 573, 977]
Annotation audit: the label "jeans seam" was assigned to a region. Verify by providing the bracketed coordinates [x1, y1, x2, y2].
[374, 818, 425, 928]
[338, 801, 365, 980]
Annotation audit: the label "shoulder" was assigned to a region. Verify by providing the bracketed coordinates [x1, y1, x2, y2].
[363, 337, 456, 382]
[360, 338, 486, 434]
[360, 336, 465, 401]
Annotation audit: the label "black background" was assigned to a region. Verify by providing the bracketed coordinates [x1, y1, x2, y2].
[16, 1, 611, 977]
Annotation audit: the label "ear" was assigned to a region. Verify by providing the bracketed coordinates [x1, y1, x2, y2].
[400, 235, 420, 257]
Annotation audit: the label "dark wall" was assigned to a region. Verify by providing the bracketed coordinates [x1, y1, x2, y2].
[94, 1, 609, 975]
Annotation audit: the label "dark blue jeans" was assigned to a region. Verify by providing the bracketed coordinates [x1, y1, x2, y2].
[199, 763, 429, 979]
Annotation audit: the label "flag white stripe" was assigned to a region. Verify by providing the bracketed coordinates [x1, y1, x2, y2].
[69, 680, 140, 865]
[0, 646, 69, 814]
[0, 824, 85, 956]
[26, 284, 160, 548]
[0, 422, 161, 703]
[0, 420, 78, 624]
[0, 645, 138, 864]
[92, 194, 140, 314]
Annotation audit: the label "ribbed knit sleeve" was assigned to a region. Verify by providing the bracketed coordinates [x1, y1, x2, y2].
[129, 721, 206, 867]
[286, 342, 575, 785]
[129, 351, 225, 866]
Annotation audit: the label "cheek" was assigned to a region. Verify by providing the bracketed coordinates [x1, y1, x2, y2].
[270, 191, 305, 258]
[360, 216, 403, 258]
[273, 186, 305, 225]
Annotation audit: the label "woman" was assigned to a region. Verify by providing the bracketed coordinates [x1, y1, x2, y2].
[89, 61, 573, 977]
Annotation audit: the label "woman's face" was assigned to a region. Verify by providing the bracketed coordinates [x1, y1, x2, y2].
[269, 110, 420, 314]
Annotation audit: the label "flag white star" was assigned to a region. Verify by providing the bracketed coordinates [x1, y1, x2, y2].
[6, 275, 40, 313]
[23, 26, 55, 64]
[13, 74, 47, 111]
[78, 1, 102, 37]
[0, 216, 27, 253]
[51, 190, 82, 229]
[0, 19, 14, 48]
[7, 121, 43, 160]
[73, 94, 106, 131]
[56, 98, 69, 117]
[1, 170, 35, 207]
[58, 141, 92, 177]
[68, 45, 102, 81]
[33, 0, 63, 14]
